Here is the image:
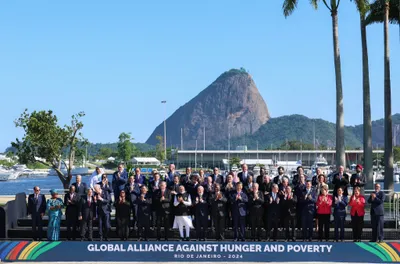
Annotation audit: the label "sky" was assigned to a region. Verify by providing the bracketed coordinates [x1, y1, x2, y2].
[0, 0, 399, 152]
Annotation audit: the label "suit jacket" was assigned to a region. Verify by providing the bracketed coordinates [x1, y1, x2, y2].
[267, 193, 281, 218]
[248, 191, 264, 215]
[112, 170, 128, 192]
[125, 183, 140, 206]
[166, 171, 180, 182]
[260, 182, 272, 196]
[149, 180, 162, 193]
[64, 192, 80, 215]
[27, 194, 46, 215]
[203, 183, 215, 194]
[332, 172, 350, 196]
[300, 188, 317, 214]
[349, 195, 366, 216]
[211, 174, 224, 184]
[153, 189, 172, 215]
[238, 171, 253, 183]
[273, 175, 287, 185]
[209, 192, 227, 217]
[79, 195, 96, 219]
[136, 193, 152, 219]
[230, 191, 248, 217]
[281, 194, 297, 218]
[333, 195, 348, 216]
[95, 191, 111, 216]
[194, 193, 209, 218]
[350, 173, 367, 188]
[72, 182, 87, 196]
[368, 191, 385, 216]
[256, 174, 266, 185]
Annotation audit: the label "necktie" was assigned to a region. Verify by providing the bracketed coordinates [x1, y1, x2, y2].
[88, 198, 91, 207]
[162, 190, 164, 197]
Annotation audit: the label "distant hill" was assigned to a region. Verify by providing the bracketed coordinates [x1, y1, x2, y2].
[145, 68, 270, 148]
[211, 114, 400, 149]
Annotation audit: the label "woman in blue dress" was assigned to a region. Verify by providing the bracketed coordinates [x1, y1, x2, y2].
[46, 189, 64, 241]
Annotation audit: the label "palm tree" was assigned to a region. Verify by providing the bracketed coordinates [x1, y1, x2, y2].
[283, 0, 346, 169]
[366, 0, 399, 190]
[353, 0, 373, 188]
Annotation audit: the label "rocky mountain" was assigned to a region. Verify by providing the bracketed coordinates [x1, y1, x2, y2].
[146, 69, 270, 148]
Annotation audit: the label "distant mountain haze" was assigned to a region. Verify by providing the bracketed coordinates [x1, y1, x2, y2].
[145, 69, 270, 148]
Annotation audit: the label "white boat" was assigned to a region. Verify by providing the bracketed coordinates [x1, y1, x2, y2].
[373, 170, 400, 183]
[48, 167, 89, 176]
[311, 155, 332, 176]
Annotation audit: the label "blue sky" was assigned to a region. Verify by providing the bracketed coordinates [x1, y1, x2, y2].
[0, 0, 399, 152]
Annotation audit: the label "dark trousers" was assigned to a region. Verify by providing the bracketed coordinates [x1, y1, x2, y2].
[213, 214, 225, 240]
[196, 215, 208, 239]
[351, 214, 364, 240]
[263, 209, 269, 237]
[80, 218, 93, 240]
[131, 206, 137, 229]
[31, 213, 43, 240]
[138, 217, 151, 239]
[267, 217, 279, 239]
[371, 214, 384, 241]
[334, 214, 345, 240]
[99, 213, 111, 239]
[296, 205, 303, 229]
[302, 212, 314, 240]
[117, 217, 129, 240]
[284, 215, 296, 240]
[251, 212, 263, 240]
[233, 215, 246, 240]
[66, 211, 78, 240]
[317, 214, 330, 240]
[156, 213, 170, 239]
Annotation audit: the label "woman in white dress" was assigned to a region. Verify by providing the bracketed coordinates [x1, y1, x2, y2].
[173, 185, 193, 241]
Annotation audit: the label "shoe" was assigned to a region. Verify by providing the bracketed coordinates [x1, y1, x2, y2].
[241, 239, 245, 242]
[378, 240, 383, 243]
[105, 238, 109, 241]
[185, 238, 190, 241]
[357, 239, 361, 242]
[99, 238, 103, 241]
[335, 240, 338, 242]
[285, 239, 289, 242]
[80, 238, 84, 241]
[369, 240, 377, 242]
[308, 239, 312, 242]
[291, 238, 296, 242]
[273, 239, 277, 242]
[165, 238, 169, 241]
[258, 238, 262, 242]
[180, 237, 184, 241]
[88, 238, 93, 241]
[340, 239, 344, 242]
[156, 239, 160, 241]
[233, 239, 238, 242]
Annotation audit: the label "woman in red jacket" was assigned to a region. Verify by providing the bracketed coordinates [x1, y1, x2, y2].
[349, 186, 366, 242]
[317, 186, 332, 241]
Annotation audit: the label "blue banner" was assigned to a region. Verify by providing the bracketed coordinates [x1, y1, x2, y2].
[1, 241, 400, 262]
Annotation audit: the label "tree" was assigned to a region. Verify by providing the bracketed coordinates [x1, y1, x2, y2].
[366, 0, 397, 190]
[117, 132, 135, 163]
[283, 0, 346, 169]
[229, 157, 241, 166]
[99, 147, 113, 159]
[155, 135, 166, 162]
[394, 146, 400, 162]
[12, 110, 86, 189]
[353, 0, 374, 188]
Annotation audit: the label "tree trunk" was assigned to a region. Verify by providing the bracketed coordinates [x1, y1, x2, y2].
[384, 0, 394, 191]
[331, 10, 346, 169]
[360, 14, 373, 189]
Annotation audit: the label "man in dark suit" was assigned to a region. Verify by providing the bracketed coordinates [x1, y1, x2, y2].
[64, 185, 80, 240]
[266, 184, 280, 241]
[27, 186, 46, 241]
[210, 167, 224, 184]
[248, 183, 264, 241]
[281, 186, 297, 241]
[153, 181, 172, 240]
[231, 182, 248, 241]
[203, 176, 215, 194]
[194, 186, 209, 241]
[238, 164, 253, 183]
[180, 167, 192, 186]
[368, 183, 385, 242]
[166, 163, 180, 183]
[256, 167, 267, 185]
[294, 174, 306, 229]
[350, 164, 367, 194]
[301, 181, 317, 241]
[291, 166, 305, 187]
[112, 163, 128, 202]
[94, 186, 111, 241]
[273, 166, 288, 185]
[72, 175, 87, 196]
[134, 167, 147, 186]
[209, 184, 227, 241]
[136, 185, 152, 241]
[125, 175, 140, 232]
[332, 165, 350, 196]
[79, 188, 96, 241]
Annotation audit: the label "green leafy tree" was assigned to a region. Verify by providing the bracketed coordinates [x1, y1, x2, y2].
[99, 147, 113, 159]
[394, 146, 400, 162]
[155, 135, 166, 162]
[229, 157, 241, 167]
[12, 110, 86, 189]
[283, 0, 346, 169]
[117, 132, 135, 162]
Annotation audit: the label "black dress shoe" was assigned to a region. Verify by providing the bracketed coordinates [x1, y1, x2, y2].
[308, 239, 312, 242]
[185, 238, 190, 241]
[105, 238, 110, 241]
[233, 239, 238, 242]
[88, 238, 93, 241]
[165, 238, 169, 241]
[291, 238, 296, 242]
[241, 239, 245, 242]
[80, 238, 84, 241]
[378, 240, 383, 243]
[369, 240, 377, 242]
